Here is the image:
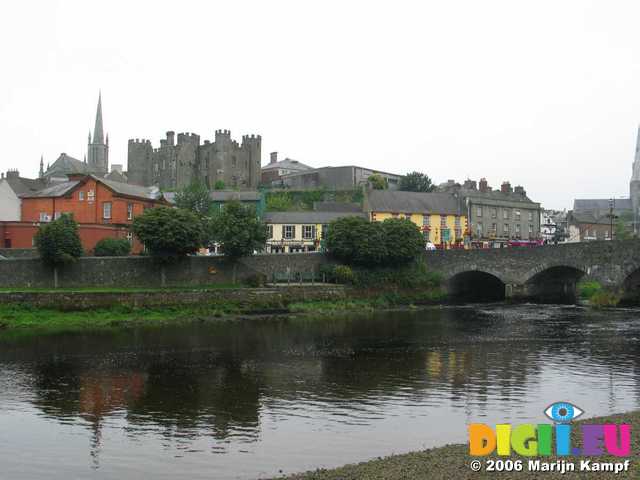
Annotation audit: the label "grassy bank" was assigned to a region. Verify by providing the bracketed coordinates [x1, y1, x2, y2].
[267, 411, 640, 480]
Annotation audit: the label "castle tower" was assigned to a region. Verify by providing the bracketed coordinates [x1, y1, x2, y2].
[630, 125, 640, 233]
[87, 92, 109, 175]
[241, 134, 262, 189]
[127, 138, 154, 186]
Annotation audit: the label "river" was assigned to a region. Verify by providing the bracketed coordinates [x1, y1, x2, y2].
[0, 304, 639, 479]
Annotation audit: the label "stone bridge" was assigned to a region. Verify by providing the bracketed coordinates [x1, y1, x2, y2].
[424, 240, 640, 302]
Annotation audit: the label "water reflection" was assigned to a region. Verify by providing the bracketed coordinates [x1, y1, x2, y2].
[1, 305, 640, 479]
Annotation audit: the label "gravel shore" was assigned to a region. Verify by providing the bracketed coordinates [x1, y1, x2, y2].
[265, 411, 640, 479]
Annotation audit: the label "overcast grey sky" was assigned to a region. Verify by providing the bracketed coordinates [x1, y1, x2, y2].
[1, 0, 638, 209]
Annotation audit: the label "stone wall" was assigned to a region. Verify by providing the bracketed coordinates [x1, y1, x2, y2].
[0, 284, 347, 310]
[0, 253, 332, 289]
[0, 248, 38, 259]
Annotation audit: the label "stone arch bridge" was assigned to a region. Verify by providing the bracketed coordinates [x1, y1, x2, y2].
[424, 240, 640, 302]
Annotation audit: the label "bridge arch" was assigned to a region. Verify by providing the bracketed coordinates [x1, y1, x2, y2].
[621, 265, 640, 305]
[447, 268, 507, 302]
[522, 263, 588, 303]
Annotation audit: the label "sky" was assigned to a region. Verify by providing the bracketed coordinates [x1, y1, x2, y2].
[0, 0, 639, 210]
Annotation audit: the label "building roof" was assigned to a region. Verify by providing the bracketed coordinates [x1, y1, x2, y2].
[283, 165, 402, 179]
[262, 158, 312, 172]
[20, 180, 80, 198]
[365, 190, 464, 215]
[4, 175, 46, 196]
[573, 198, 632, 212]
[568, 211, 613, 225]
[460, 188, 538, 205]
[210, 191, 262, 202]
[263, 211, 367, 224]
[20, 175, 162, 201]
[313, 201, 362, 212]
[43, 153, 90, 178]
[95, 176, 161, 200]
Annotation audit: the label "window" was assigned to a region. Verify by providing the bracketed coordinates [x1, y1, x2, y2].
[283, 225, 295, 239]
[88, 189, 95, 201]
[515, 209, 521, 221]
[267, 225, 273, 239]
[491, 208, 497, 219]
[504, 223, 510, 235]
[515, 224, 521, 235]
[454, 216, 461, 227]
[39, 212, 49, 222]
[477, 222, 483, 235]
[477, 206, 482, 217]
[529, 224, 533, 234]
[54, 212, 61, 220]
[79, 191, 85, 201]
[503, 209, 509, 220]
[528, 211, 534, 221]
[491, 223, 497, 235]
[440, 216, 447, 228]
[321, 224, 329, 239]
[127, 203, 134, 220]
[392, 212, 399, 218]
[126, 232, 133, 244]
[422, 214, 430, 226]
[302, 225, 315, 240]
[103, 202, 112, 220]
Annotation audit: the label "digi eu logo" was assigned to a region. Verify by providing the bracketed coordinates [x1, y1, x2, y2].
[469, 402, 631, 457]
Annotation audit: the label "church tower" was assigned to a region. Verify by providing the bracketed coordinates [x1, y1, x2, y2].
[87, 92, 109, 175]
[630, 125, 640, 233]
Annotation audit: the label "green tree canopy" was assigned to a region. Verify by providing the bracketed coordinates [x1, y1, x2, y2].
[399, 171, 436, 192]
[209, 201, 267, 260]
[34, 214, 84, 266]
[131, 207, 206, 261]
[173, 181, 212, 216]
[325, 217, 389, 266]
[213, 180, 226, 190]
[615, 218, 634, 240]
[368, 174, 388, 190]
[381, 218, 424, 264]
[93, 237, 131, 257]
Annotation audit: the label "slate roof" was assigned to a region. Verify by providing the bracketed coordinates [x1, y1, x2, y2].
[210, 191, 262, 202]
[460, 188, 537, 205]
[43, 153, 91, 177]
[365, 190, 464, 215]
[95, 176, 161, 200]
[263, 211, 367, 224]
[4, 176, 46, 196]
[573, 198, 632, 212]
[20, 180, 80, 198]
[313, 201, 362, 212]
[262, 158, 312, 172]
[568, 211, 613, 225]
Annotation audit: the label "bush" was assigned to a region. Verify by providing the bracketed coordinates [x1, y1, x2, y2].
[325, 217, 388, 266]
[333, 265, 354, 284]
[244, 273, 267, 287]
[208, 201, 268, 260]
[131, 207, 206, 261]
[35, 214, 83, 266]
[590, 290, 621, 308]
[381, 218, 424, 265]
[93, 238, 131, 257]
[578, 281, 602, 299]
[352, 264, 443, 289]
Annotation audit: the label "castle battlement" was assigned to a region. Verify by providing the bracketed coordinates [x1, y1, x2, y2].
[129, 138, 151, 145]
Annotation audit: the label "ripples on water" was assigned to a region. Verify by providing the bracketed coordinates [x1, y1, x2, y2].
[0, 304, 640, 479]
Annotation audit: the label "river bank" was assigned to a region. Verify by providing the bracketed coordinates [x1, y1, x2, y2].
[0, 286, 445, 338]
[267, 410, 640, 480]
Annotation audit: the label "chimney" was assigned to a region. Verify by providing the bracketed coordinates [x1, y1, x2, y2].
[6, 169, 19, 179]
[501, 181, 512, 194]
[479, 178, 489, 192]
[463, 179, 477, 190]
[270, 152, 278, 164]
[514, 185, 526, 196]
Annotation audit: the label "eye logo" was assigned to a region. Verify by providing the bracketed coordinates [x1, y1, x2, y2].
[544, 401, 584, 423]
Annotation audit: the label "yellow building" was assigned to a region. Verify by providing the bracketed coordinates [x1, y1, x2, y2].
[364, 190, 468, 247]
[263, 211, 368, 253]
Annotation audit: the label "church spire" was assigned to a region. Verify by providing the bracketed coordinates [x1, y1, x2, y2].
[92, 91, 104, 144]
[635, 124, 640, 163]
[39, 155, 44, 178]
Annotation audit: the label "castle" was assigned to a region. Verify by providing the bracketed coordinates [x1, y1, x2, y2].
[127, 129, 261, 190]
[38, 94, 261, 191]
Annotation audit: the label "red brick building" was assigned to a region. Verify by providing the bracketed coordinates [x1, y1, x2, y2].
[1, 175, 168, 254]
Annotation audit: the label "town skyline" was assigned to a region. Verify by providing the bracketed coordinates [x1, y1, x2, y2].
[1, 0, 640, 210]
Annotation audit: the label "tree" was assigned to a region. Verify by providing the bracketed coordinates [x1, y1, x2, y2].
[34, 214, 83, 287]
[615, 218, 634, 240]
[399, 171, 436, 192]
[325, 217, 388, 266]
[174, 181, 212, 216]
[93, 238, 131, 256]
[131, 207, 206, 262]
[368, 174, 388, 190]
[209, 201, 268, 273]
[381, 218, 424, 264]
[213, 180, 225, 190]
